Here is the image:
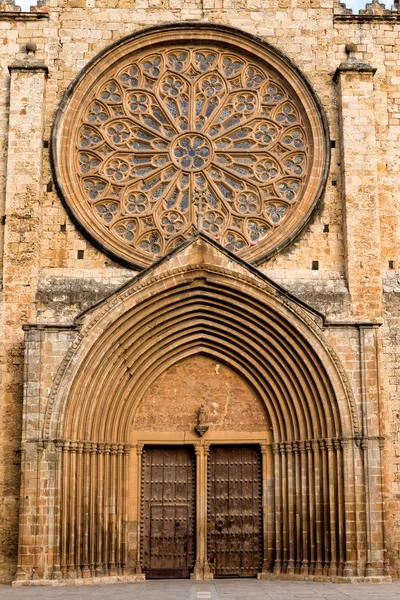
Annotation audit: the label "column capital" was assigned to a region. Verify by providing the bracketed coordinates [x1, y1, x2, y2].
[298, 441, 306, 453]
[54, 439, 64, 451]
[123, 443, 131, 455]
[284, 441, 293, 454]
[341, 437, 350, 450]
[333, 439, 341, 451]
[69, 441, 78, 453]
[194, 444, 203, 456]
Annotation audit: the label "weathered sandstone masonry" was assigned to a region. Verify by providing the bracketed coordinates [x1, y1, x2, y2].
[0, 0, 398, 586]
[0, 45, 47, 584]
[334, 51, 382, 320]
[13, 236, 390, 583]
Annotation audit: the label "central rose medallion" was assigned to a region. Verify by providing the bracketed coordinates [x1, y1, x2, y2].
[171, 133, 213, 171]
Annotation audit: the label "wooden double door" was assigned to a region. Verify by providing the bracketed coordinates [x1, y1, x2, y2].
[141, 445, 262, 579]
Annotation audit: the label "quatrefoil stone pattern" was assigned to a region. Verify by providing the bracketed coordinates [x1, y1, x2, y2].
[54, 31, 328, 268]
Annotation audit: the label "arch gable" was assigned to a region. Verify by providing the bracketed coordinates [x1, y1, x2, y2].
[44, 235, 359, 442]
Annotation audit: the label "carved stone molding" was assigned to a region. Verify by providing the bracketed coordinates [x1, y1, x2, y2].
[43, 252, 359, 441]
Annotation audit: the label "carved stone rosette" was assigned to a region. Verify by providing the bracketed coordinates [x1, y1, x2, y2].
[53, 25, 329, 268]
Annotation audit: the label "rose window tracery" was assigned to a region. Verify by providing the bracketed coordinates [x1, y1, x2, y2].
[54, 28, 329, 268]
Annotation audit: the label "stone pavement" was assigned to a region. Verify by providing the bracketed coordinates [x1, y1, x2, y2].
[2, 580, 400, 600]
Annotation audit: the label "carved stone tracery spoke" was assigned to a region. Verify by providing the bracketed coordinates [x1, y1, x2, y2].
[55, 30, 327, 268]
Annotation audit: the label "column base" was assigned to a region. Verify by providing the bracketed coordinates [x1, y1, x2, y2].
[366, 564, 376, 577]
[12, 574, 146, 587]
[256, 572, 392, 583]
[343, 562, 355, 577]
[51, 566, 63, 580]
[15, 567, 32, 582]
[190, 563, 214, 580]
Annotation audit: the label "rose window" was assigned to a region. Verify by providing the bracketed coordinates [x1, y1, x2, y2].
[53, 28, 329, 268]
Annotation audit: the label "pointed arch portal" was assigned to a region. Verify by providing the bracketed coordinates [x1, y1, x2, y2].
[16, 233, 384, 585]
[48, 250, 353, 579]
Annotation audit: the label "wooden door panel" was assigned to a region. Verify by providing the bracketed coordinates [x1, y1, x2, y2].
[142, 446, 195, 579]
[208, 445, 262, 577]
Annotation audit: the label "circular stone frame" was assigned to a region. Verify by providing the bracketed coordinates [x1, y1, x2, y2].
[52, 23, 330, 270]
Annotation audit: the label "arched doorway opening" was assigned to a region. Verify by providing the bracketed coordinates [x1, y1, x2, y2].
[135, 355, 268, 578]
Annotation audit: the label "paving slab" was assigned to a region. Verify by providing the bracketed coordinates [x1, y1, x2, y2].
[1, 581, 400, 600]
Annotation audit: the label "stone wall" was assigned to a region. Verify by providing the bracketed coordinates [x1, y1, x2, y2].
[134, 355, 269, 432]
[0, 0, 398, 583]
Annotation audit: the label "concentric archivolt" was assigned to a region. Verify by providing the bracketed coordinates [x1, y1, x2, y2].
[43, 254, 357, 442]
[53, 25, 329, 268]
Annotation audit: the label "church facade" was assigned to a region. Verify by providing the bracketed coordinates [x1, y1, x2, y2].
[0, 0, 399, 585]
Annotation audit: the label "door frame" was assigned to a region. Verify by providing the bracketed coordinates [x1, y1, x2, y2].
[130, 432, 272, 580]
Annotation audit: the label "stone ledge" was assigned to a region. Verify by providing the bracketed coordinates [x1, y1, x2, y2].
[333, 58, 376, 82]
[0, 11, 48, 18]
[334, 12, 400, 20]
[13, 573, 392, 586]
[12, 574, 146, 587]
[8, 59, 48, 73]
[257, 573, 392, 583]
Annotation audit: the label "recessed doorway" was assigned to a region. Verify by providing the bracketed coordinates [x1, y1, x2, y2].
[207, 445, 262, 577]
[141, 446, 196, 579]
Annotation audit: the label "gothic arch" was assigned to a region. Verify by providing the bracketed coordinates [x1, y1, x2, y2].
[47, 255, 356, 444]
[41, 237, 360, 580]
